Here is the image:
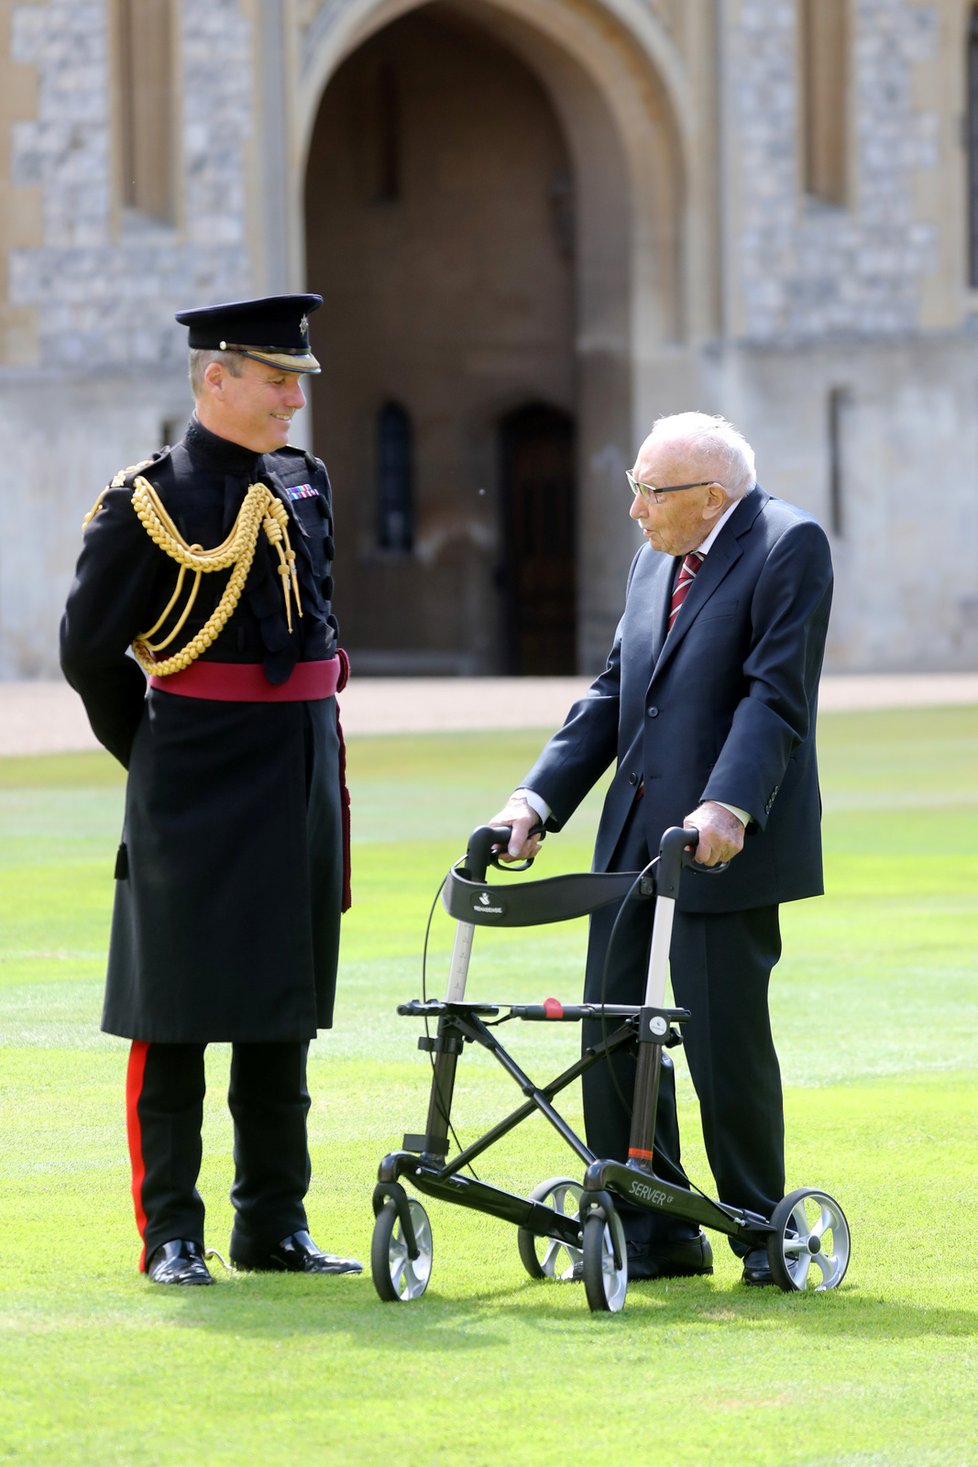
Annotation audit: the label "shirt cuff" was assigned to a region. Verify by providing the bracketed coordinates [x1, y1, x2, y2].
[514, 787, 551, 824]
[714, 800, 750, 827]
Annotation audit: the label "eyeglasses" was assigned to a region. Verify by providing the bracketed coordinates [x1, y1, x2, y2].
[626, 471, 720, 505]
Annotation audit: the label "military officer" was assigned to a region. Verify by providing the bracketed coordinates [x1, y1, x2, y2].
[60, 295, 362, 1284]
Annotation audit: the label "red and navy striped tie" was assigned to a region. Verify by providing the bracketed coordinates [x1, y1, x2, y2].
[668, 551, 703, 632]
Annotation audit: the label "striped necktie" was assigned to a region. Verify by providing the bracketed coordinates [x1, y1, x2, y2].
[668, 551, 704, 632]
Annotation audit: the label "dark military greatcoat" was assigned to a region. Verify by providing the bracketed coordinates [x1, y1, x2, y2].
[60, 417, 346, 1044]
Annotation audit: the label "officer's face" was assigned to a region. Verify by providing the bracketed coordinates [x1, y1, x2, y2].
[628, 435, 727, 558]
[205, 358, 307, 453]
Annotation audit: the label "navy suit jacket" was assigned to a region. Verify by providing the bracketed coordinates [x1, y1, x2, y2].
[522, 486, 833, 913]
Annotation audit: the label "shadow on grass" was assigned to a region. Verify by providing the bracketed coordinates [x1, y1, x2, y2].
[139, 1271, 978, 1348]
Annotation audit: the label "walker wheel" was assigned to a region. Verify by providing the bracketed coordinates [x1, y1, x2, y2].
[371, 1197, 433, 1302]
[766, 1187, 851, 1292]
[581, 1206, 628, 1313]
[517, 1177, 584, 1281]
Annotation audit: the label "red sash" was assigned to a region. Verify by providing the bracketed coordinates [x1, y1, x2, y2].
[149, 652, 353, 910]
[148, 658, 341, 702]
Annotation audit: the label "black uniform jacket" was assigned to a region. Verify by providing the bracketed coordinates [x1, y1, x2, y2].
[60, 417, 345, 1043]
[522, 486, 834, 913]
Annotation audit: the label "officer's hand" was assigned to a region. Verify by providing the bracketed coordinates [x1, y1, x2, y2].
[487, 796, 543, 862]
[683, 801, 746, 867]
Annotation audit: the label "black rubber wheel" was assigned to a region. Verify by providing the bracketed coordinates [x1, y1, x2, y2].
[581, 1208, 628, 1313]
[766, 1187, 851, 1292]
[371, 1197, 433, 1302]
[517, 1177, 584, 1281]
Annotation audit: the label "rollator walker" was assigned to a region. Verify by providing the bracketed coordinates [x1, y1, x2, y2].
[371, 825, 850, 1312]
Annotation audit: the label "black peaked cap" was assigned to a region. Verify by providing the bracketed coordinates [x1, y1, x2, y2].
[175, 294, 323, 373]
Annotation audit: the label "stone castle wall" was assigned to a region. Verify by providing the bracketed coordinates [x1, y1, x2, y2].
[7, 0, 255, 372]
[0, 0, 975, 678]
[733, 0, 941, 341]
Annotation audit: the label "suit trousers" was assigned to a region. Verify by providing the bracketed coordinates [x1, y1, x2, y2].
[126, 1039, 312, 1269]
[580, 812, 785, 1253]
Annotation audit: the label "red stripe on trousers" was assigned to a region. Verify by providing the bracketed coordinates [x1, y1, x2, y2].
[126, 1041, 150, 1271]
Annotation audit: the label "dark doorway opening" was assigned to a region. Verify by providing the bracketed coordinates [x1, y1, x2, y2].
[303, 4, 577, 674]
[498, 403, 576, 675]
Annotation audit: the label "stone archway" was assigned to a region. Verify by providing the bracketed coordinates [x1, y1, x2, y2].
[304, 3, 577, 672]
[298, 0, 689, 673]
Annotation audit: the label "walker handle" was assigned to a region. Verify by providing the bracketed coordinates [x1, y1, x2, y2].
[656, 826, 703, 899]
[464, 824, 543, 882]
[657, 824, 729, 898]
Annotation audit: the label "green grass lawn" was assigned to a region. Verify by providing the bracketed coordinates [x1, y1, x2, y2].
[0, 706, 976, 1466]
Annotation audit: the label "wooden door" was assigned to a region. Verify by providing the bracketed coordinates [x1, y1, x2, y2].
[498, 404, 577, 675]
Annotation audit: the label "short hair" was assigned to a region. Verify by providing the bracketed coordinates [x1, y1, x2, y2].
[188, 347, 245, 397]
[649, 412, 757, 499]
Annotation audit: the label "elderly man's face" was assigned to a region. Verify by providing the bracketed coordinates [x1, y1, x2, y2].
[628, 435, 728, 557]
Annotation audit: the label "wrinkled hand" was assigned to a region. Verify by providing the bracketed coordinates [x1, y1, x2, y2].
[487, 796, 543, 862]
[683, 801, 746, 867]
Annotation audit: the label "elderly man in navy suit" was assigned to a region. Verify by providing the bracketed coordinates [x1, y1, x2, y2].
[491, 412, 833, 1286]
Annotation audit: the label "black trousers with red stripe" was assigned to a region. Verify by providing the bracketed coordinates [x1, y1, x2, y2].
[126, 1040, 312, 1270]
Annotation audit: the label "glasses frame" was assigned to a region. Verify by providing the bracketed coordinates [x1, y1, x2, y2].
[626, 471, 721, 505]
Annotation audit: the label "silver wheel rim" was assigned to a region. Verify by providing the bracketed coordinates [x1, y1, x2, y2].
[387, 1199, 433, 1300]
[583, 1210, 628, 1312]
[600, 1212, 628, 1311]
[527, 1179, 584, 1280]
[779, 1192, 850, 1291]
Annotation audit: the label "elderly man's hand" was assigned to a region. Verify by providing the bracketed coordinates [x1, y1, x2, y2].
[487, 796, 543, 862]
[683, 801, 746, 867]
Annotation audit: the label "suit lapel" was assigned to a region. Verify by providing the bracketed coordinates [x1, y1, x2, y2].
[649, 487, 767, 681]
[647, 554, 674, 670]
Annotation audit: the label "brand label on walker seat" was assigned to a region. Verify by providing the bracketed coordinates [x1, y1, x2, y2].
[472, 891, 506, 916]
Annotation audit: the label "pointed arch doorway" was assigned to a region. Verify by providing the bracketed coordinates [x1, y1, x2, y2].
[303, 2, 578, 673]
[299, 0, 683, 674]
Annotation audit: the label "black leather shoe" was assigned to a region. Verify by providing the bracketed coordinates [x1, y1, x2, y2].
[234, 1230, 363, 1275]
[741, 1247, 776, 1286]
[146, 1239, 213, 1286]
[628, 1232, 713, 1280]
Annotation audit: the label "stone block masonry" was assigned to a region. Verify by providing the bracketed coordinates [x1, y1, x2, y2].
[8, 0, 256, 372]
[735, 0, 939, 343]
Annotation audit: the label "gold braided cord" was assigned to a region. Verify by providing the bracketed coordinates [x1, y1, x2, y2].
[82, 458, 156, 529]
[140, 561, 203, 651]
[128, 476, 302, 677]
[82, 492, 105, 529]
[262, 495, 303, 628]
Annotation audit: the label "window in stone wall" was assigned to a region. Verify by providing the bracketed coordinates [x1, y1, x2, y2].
[117, 0, 176, 223]
[968, 5, 978, 286]
[799, 0, 849, 205]
[827, 385, 850, 538]
[376, 402, 415, 552]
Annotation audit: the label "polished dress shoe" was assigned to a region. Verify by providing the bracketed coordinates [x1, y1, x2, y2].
[234, 1230, 363, 1275]
[146, 1239, 213, 1286]
[741, 1247, 776, 1286]
[627, 1232, 713, 1280]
